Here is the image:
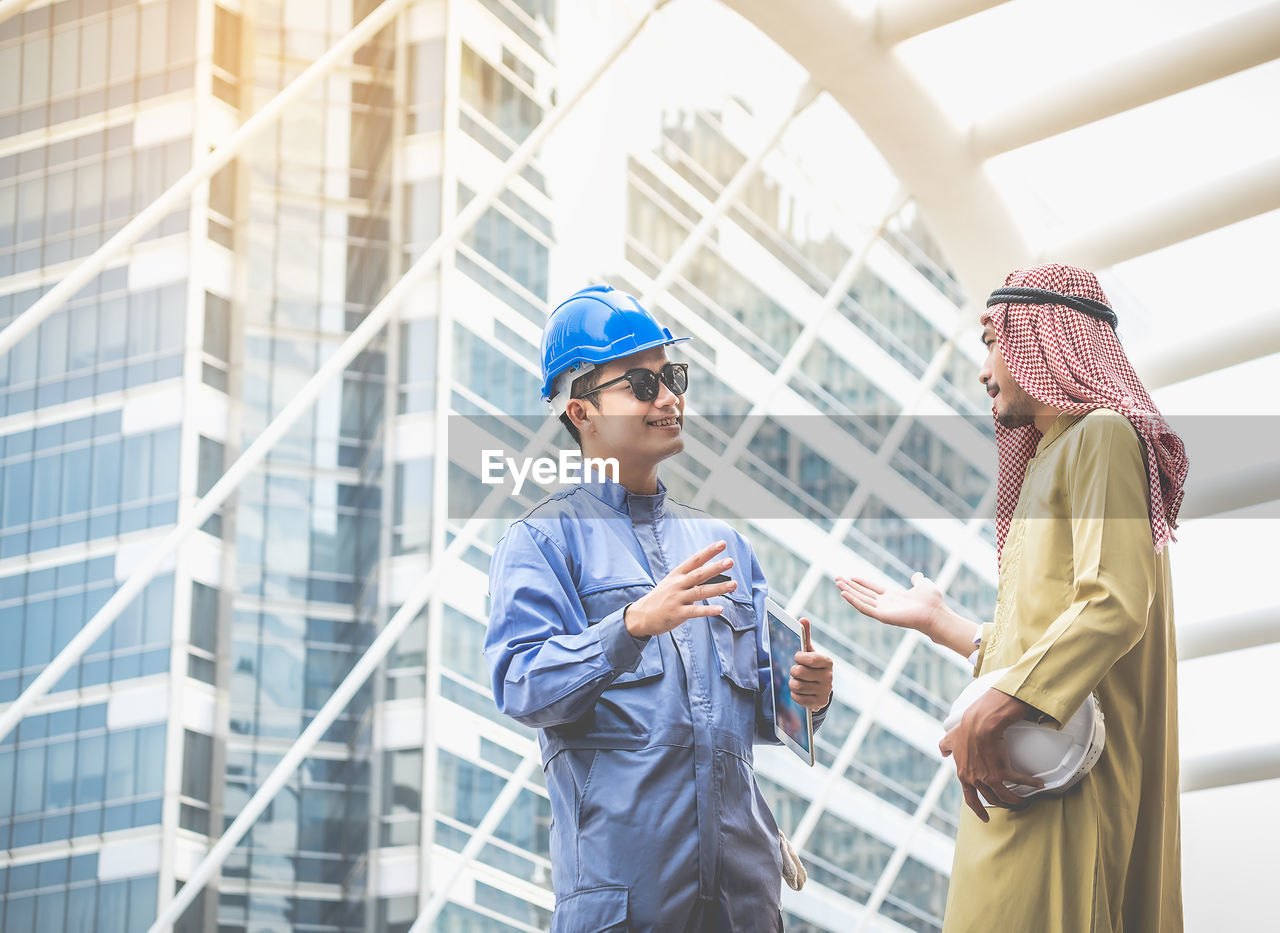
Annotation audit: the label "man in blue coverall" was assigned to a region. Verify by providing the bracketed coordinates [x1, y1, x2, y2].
[485, 286, 835, 932]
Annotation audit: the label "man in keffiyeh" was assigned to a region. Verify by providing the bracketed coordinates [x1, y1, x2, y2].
[837, 263, 1187, 932]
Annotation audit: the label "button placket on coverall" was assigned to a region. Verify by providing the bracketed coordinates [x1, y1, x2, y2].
[485, 476, 825, 932]
[626, 491, 721, 909]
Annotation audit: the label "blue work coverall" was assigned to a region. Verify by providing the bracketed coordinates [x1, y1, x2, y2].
[485, 474, 825, 932]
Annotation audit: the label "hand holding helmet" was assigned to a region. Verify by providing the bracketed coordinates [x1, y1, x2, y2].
[941, 669, 1106, 822]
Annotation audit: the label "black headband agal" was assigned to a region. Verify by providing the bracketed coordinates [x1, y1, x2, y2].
[986, 286, 1118, 330]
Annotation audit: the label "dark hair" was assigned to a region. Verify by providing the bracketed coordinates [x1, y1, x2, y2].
[558, 368, 601, 447]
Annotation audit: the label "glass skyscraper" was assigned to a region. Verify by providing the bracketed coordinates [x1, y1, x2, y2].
[3, 3, 1001, 931]
[3, 0, 209, 930]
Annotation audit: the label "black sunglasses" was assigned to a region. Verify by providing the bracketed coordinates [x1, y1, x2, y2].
[579, 362, 688, 402]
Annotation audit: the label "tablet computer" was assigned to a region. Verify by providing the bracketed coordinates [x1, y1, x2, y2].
[765, 596, 815, 766]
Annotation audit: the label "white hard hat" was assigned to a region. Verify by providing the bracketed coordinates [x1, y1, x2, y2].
[942, 668, 1105, 801]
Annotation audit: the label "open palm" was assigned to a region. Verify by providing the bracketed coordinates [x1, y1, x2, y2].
[835, 572, 944, 633]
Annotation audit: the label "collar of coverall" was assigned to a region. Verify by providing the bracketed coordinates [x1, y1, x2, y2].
[576, 468, 668, 518]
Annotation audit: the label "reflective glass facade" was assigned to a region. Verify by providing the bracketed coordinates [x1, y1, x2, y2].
[3, 3, 995, 932]
[2, 0, 205, 928]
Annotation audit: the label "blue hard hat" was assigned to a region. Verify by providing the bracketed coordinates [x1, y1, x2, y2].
[539, 285, 689, 402]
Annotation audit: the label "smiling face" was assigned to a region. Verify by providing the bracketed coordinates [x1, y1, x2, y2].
[979, 322, 1041, 429]
[565, 346, 685, 483]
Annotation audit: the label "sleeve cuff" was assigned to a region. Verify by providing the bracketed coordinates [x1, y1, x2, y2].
[597, 606, 649, 674]
[993, 671, 1063, 727]
[971, 622, 995, 677]
[811, 693, 833, 732]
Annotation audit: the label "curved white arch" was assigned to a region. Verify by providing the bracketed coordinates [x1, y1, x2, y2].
[720, 0, 1031, 301]
[720, 0, 1280, 316]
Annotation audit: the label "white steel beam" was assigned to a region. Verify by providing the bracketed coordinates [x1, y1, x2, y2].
[418, 2, 465, 911]
[0, 0, 672, 746]
[874, 0, 1012, 46]
[970, 3, 1280, 157]
[1038, 154, 1280, 271]
[1136, 307, 1280, 389]
[1182, 744, 1280, 793]
[645, 80, 820, 300]
[722, 0, 1032, 302]
[1179, 608, 1280, 662]
[1177, 461, 1280, 521]
[0, 0, 35, 27]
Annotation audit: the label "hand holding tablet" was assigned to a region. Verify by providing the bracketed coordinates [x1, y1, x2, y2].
[765, 598, 833, 766]
[788, 618, 832, 708]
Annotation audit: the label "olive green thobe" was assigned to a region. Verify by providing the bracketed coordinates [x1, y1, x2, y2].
[944, 410, 1182, 933]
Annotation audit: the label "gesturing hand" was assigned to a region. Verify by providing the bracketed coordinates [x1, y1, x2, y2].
[625, 540, 740, 638]
[939, 687, 1045, 822]
[835, 572, 945, 634]
[835, 572, 980, 659]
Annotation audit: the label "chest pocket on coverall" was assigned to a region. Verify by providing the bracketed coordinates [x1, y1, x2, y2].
[710, 588, 760, 693]
[578, 580, 663, 685]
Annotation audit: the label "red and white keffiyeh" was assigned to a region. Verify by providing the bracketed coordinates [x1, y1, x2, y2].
[983, 264, 1188, 560]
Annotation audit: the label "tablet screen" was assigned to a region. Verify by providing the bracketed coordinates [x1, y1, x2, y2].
[768, 610, 811, 754]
